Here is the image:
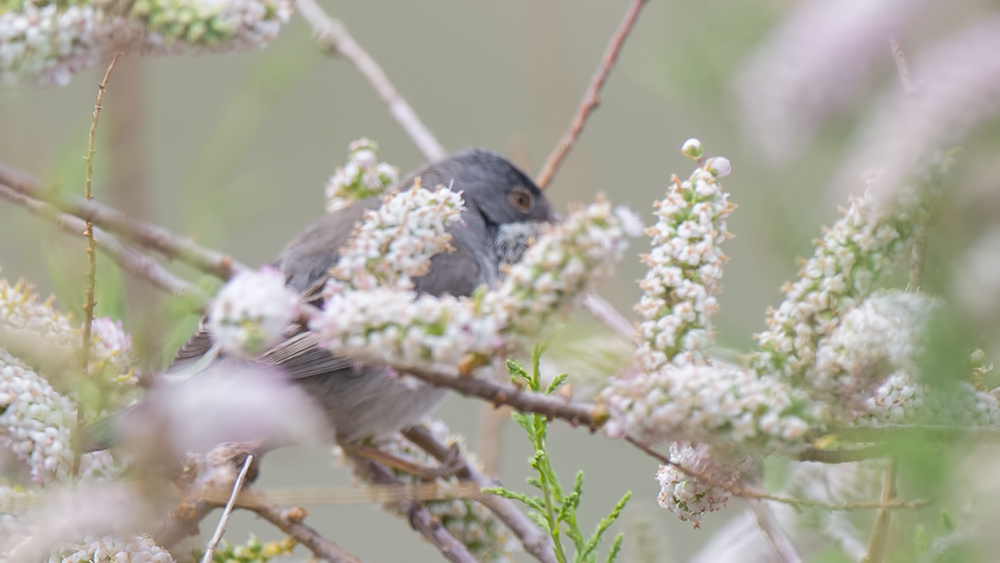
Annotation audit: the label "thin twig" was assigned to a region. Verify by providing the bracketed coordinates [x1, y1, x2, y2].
[0, 162, 247, 281]
[796, 444, 892, 464]
[73, 53, 121, 478]
[294, 0, 446, 162]
[242, 498, 362, 563]
[404, 426, 559, 563]
[626, 437, 925, 511]
[535, 0, 648, 189]
[0, 184, 209, 305]
[743, 498, 802, 563]
[398, 362, 605, 429]
[833, 424, 1000, 443]
[583, 294, 634, 343]
[862, 460, 898, 563]
[361, 459, 477, 563]
[201, 454, 254, 563]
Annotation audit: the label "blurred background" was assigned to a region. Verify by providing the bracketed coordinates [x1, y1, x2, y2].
[3, 0, 1000, 560]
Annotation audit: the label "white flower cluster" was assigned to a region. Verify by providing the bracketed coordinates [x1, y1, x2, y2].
[48, 534, 174, 563]
[326, 182, 465, 292]
[602, 142, 819, 451]
[0, 349, 115, 484]
[1, 274, 136, 390]
[0, 2, 133, 87]
[88, 317, 133, 377]
[633, 147, 735, 372]
[132, 0, 292, 52]
[489, 197, 635, 347]
[655, 442, 754, 528]
[0, 0, 291, 87]
[325, 139, 399, 214]
[751, 172, 938, 384]
[854, 372, 1000, 427]
[312, 198, 634, 368]
[336, 420, 517, 562]
[812, 292, 932, 409]
[312, 289, 501, 367]
[602, 361, 816, 452]
[0, 277, 79, 354]
[208, 268, 300, 359]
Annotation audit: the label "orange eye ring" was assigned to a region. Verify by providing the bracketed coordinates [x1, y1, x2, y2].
[509, 187, 533, 213]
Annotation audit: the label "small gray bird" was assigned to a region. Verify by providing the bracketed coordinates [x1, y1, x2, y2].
[172, 148, 556, 444]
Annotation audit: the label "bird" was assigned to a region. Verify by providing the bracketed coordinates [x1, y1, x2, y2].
[169, 148, 557, 446]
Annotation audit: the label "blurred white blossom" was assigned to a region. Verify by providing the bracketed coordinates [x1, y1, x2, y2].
[208, 268, 299, 359]
[751, 165, 940, 384]
[813, 292, 933, 408]
[737, 0, 923, 161]
[0, 0, 292, 87]
[325, 139, 400, 213]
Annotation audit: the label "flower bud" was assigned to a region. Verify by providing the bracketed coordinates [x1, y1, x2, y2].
[681, 138, 703, 159]
[705, 156, 731, 178]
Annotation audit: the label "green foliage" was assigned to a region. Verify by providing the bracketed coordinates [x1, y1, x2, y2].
[483, 345, 631, 563]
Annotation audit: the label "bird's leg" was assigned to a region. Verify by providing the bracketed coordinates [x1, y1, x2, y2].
[341, 443, 463, 481]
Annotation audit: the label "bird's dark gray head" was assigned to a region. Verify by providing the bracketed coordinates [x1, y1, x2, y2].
[404, 148, 557, 227]
[399, 148, 557, 270]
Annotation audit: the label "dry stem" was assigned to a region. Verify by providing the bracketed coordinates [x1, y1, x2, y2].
[0, 162, 247, 281]
[0, 184, 208, 305]
[294, 0, 446, 162]
[398, 362, 605, 429]
[535, 0, 648, 189]
[862, 460, 898, 563]
[404, 425, 559, 563]
[361, 458, 477, 563]
[626, 437, 925, 512]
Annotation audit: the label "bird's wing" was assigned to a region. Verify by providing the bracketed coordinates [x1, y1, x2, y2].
[171, 320, 214, 369]
[255, 332, 357, 379]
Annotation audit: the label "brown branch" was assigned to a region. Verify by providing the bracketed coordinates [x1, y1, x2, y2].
[154, 444, 362, 563]
[404, 426, 559, 563]
[862, 460, 898, 563]
[535, 0, 648, 189]
[626, 437, 925, 511]
[399, 362, 606, 429]
[294, 0, 446, 163]
[0, 185, 209, 306]
[361, 459, 477, 563]
[0, 162, 247, 281]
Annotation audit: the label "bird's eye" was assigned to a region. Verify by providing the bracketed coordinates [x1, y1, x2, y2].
[509, 188, 533, 213]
